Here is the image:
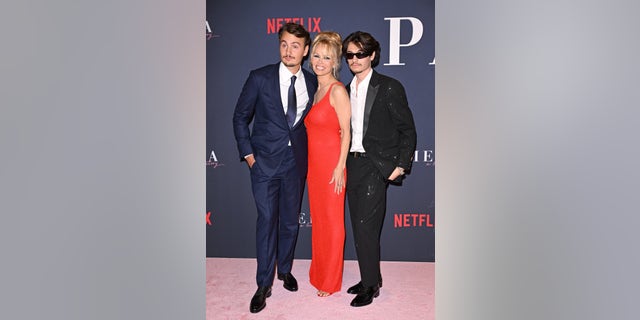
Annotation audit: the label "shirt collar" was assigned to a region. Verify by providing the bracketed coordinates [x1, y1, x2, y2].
[279, 62, 303, 84]
[350, 68, 373, 90]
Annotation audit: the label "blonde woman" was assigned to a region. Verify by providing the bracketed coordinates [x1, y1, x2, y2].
[304, 31, 351, 297]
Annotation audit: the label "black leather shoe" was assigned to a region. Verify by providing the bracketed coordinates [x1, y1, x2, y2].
[347, 279, 383, 294]
[350, 286, 380, 307]
[249, 286, 272, 313]
[347, 282, 364, 294]
[277, 273, 298, 292]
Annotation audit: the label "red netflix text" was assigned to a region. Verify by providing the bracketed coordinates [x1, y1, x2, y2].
[267, 17, 322, 34]
[394, 213, 434, 228]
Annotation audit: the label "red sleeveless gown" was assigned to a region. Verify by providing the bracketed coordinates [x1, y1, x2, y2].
[304, 82, 346, 294]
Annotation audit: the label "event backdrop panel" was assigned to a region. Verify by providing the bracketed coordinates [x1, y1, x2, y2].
[206, 0, 434, 262]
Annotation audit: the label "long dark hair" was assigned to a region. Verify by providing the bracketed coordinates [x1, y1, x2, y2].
[342, 31, 381, 67]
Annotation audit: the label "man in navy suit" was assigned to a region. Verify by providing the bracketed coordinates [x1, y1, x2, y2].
[342, 31, 417, 307]
[232, 22, 317, 314]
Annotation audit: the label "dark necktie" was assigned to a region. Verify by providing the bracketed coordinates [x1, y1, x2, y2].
[286, 75, 297, 127]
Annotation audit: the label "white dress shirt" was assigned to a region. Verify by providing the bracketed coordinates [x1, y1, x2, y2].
[279, 62, 308, 127]
[349, 69, 373, 153]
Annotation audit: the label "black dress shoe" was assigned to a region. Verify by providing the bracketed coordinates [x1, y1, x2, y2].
[347, 282, 364, 294]
[277, 273, 298, 292]
[249, 286, 272, 313]
[350, 286, 380, 307]
[347, 279, 383, 294]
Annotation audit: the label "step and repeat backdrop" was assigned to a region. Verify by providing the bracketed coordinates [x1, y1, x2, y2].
[206, 0, 434, 261]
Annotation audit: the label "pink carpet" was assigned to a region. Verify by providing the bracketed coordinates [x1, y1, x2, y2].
[206, 258, 434, 320]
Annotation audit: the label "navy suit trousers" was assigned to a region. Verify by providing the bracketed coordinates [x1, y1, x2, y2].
[250, 147, 303, 287]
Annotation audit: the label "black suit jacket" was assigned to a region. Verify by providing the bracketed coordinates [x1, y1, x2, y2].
[347, 70, 417, 182]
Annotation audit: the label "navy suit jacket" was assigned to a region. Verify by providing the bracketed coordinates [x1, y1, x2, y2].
[233, 63, 318, 178]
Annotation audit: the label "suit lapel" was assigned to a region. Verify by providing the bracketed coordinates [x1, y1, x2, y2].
[363, 71, 380, 137]
[291, 68, 316, 129]
[270, 64, 289, 128]
[297, 70, 313, 128]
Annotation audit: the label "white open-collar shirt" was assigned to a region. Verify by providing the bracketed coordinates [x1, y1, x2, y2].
[349, 69, 373, 153]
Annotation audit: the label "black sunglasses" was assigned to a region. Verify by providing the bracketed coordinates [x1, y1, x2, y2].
[345, 51, 371, 60]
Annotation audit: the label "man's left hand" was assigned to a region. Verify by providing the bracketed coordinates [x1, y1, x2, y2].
[388, 167, 405, 181]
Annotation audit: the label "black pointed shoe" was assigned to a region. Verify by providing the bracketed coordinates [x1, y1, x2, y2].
[347, 278, 383, 294]
[249, 286, 272, 313]
[350, 285, 380, 307]
[277, 272, 298, 292]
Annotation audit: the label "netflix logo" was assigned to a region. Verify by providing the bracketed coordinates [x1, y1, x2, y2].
[266, 17, 322, 34]
[394, 213, 434, 228]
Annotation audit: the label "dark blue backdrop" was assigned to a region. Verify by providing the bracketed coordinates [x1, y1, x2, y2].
[206, 0, 435, 261]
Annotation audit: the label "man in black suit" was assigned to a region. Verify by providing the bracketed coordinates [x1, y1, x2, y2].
[233, 23, 317, 313]
[342, 31, 417, 307]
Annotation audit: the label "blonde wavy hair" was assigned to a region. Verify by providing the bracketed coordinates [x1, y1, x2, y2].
[309, 31, 343, 80]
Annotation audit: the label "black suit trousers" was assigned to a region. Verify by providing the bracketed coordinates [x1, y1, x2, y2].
[346, 155, 388, 287]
